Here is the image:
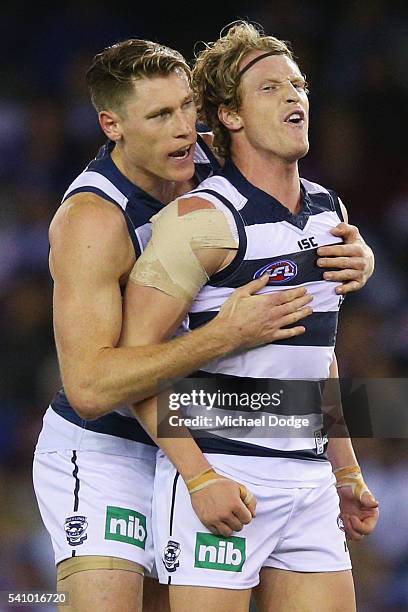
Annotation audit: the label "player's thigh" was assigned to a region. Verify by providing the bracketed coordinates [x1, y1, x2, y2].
[169, 585, 252, 612]
[254, 567, 356, 612]
[143, 577, 170, 612]
[57, 568, 143, 612]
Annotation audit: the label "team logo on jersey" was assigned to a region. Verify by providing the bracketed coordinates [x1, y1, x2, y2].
[163, 540, 181, 572]
[254, 259, 298, 284]
[337, 514, 345, 533]
[64, 515, 88, 547]
[105, 506, 147, 549]
[194, 533, 246, 572]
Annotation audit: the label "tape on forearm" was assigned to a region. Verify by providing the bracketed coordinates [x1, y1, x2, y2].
[334, 465, 369, 501]
[130, 199, 238, 301]
[186, 467, 254, 506]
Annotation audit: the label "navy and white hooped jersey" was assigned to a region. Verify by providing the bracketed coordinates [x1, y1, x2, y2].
[51, 134, 220, 447]
[179, 159, 345, 461]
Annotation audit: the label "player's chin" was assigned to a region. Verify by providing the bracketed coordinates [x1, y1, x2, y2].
[295, 138, 309, 157]
[286, 142, 309, 163]
[165, 158, 195, 182]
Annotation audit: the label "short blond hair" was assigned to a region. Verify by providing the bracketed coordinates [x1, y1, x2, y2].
[86, 39, 191, 115]
[193, 22, 294, 158]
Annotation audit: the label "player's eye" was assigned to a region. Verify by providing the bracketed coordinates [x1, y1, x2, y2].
[149, 108, 171, 120]
[261, 84, 278, 92]
[182, 99, 194, 110]
[293, 80, 309, 93]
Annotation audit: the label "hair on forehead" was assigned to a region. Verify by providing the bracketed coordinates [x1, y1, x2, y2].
[86, 39, 191, 114]
[192, 21, 297, 158]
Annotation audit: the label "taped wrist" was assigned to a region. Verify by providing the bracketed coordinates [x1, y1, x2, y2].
[186, 467, 254, 506]
[334, 465, 369, 501]
[186, 467, 223, 494]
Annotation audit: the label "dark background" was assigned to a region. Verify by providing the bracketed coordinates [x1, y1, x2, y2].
[1, 1, 408, 610]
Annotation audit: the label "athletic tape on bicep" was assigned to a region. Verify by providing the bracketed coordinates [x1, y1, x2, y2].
[130, 201, 238, 300]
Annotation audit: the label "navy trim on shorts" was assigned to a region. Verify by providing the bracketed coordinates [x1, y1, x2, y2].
[71, 450, 80, 512]
[71, 450, 80, 557]
[167, 472, 180, 585]
[169, 472, 180, 537]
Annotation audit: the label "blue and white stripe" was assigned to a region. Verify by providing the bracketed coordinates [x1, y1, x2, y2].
[179, 160, 344, 460]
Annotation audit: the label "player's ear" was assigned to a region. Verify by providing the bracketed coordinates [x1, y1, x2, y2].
[99, 110, 122, 141]
[218, 105, 243, 132]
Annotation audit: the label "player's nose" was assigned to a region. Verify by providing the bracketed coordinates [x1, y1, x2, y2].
[173, 110, 194, 138]
[284, 83, 301, 104]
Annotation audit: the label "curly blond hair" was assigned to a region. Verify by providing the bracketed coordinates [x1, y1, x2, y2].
[193, 22, 294, 158]
[86, 39, 191, 115]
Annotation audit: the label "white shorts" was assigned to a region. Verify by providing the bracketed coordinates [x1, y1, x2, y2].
[153, 453, 351, 589]
[33, 410, 157, 572]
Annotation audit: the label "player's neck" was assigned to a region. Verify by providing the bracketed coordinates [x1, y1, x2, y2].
[110, 148, 196, 204]
[231, 149, 301, 214]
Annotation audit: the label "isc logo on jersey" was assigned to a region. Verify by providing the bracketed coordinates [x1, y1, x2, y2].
[105, 506, 147, 549]
[254, 259, 298, 284]
[194, 533, 246, 572]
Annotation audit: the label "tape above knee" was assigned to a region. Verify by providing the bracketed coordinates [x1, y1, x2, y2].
[57, 555, 145, 581]
[130, 199, 238, 301]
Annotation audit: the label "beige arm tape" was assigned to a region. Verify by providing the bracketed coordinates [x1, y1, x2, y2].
[57, 555, 144, 581]
[334, 465, 370, 502]
[186, 467, 254, 507]
[130, 199, 238, 301]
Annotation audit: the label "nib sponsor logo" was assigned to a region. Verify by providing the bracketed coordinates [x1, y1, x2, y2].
[194, 533, 246, 572]
[105, 506, 147, 549]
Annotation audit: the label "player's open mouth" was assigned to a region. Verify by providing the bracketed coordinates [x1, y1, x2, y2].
[284, 109, 305, 125]
[168, 145, 192, 160]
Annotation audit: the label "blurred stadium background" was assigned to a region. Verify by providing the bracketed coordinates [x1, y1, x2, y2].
[0, 1, 407, 610]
